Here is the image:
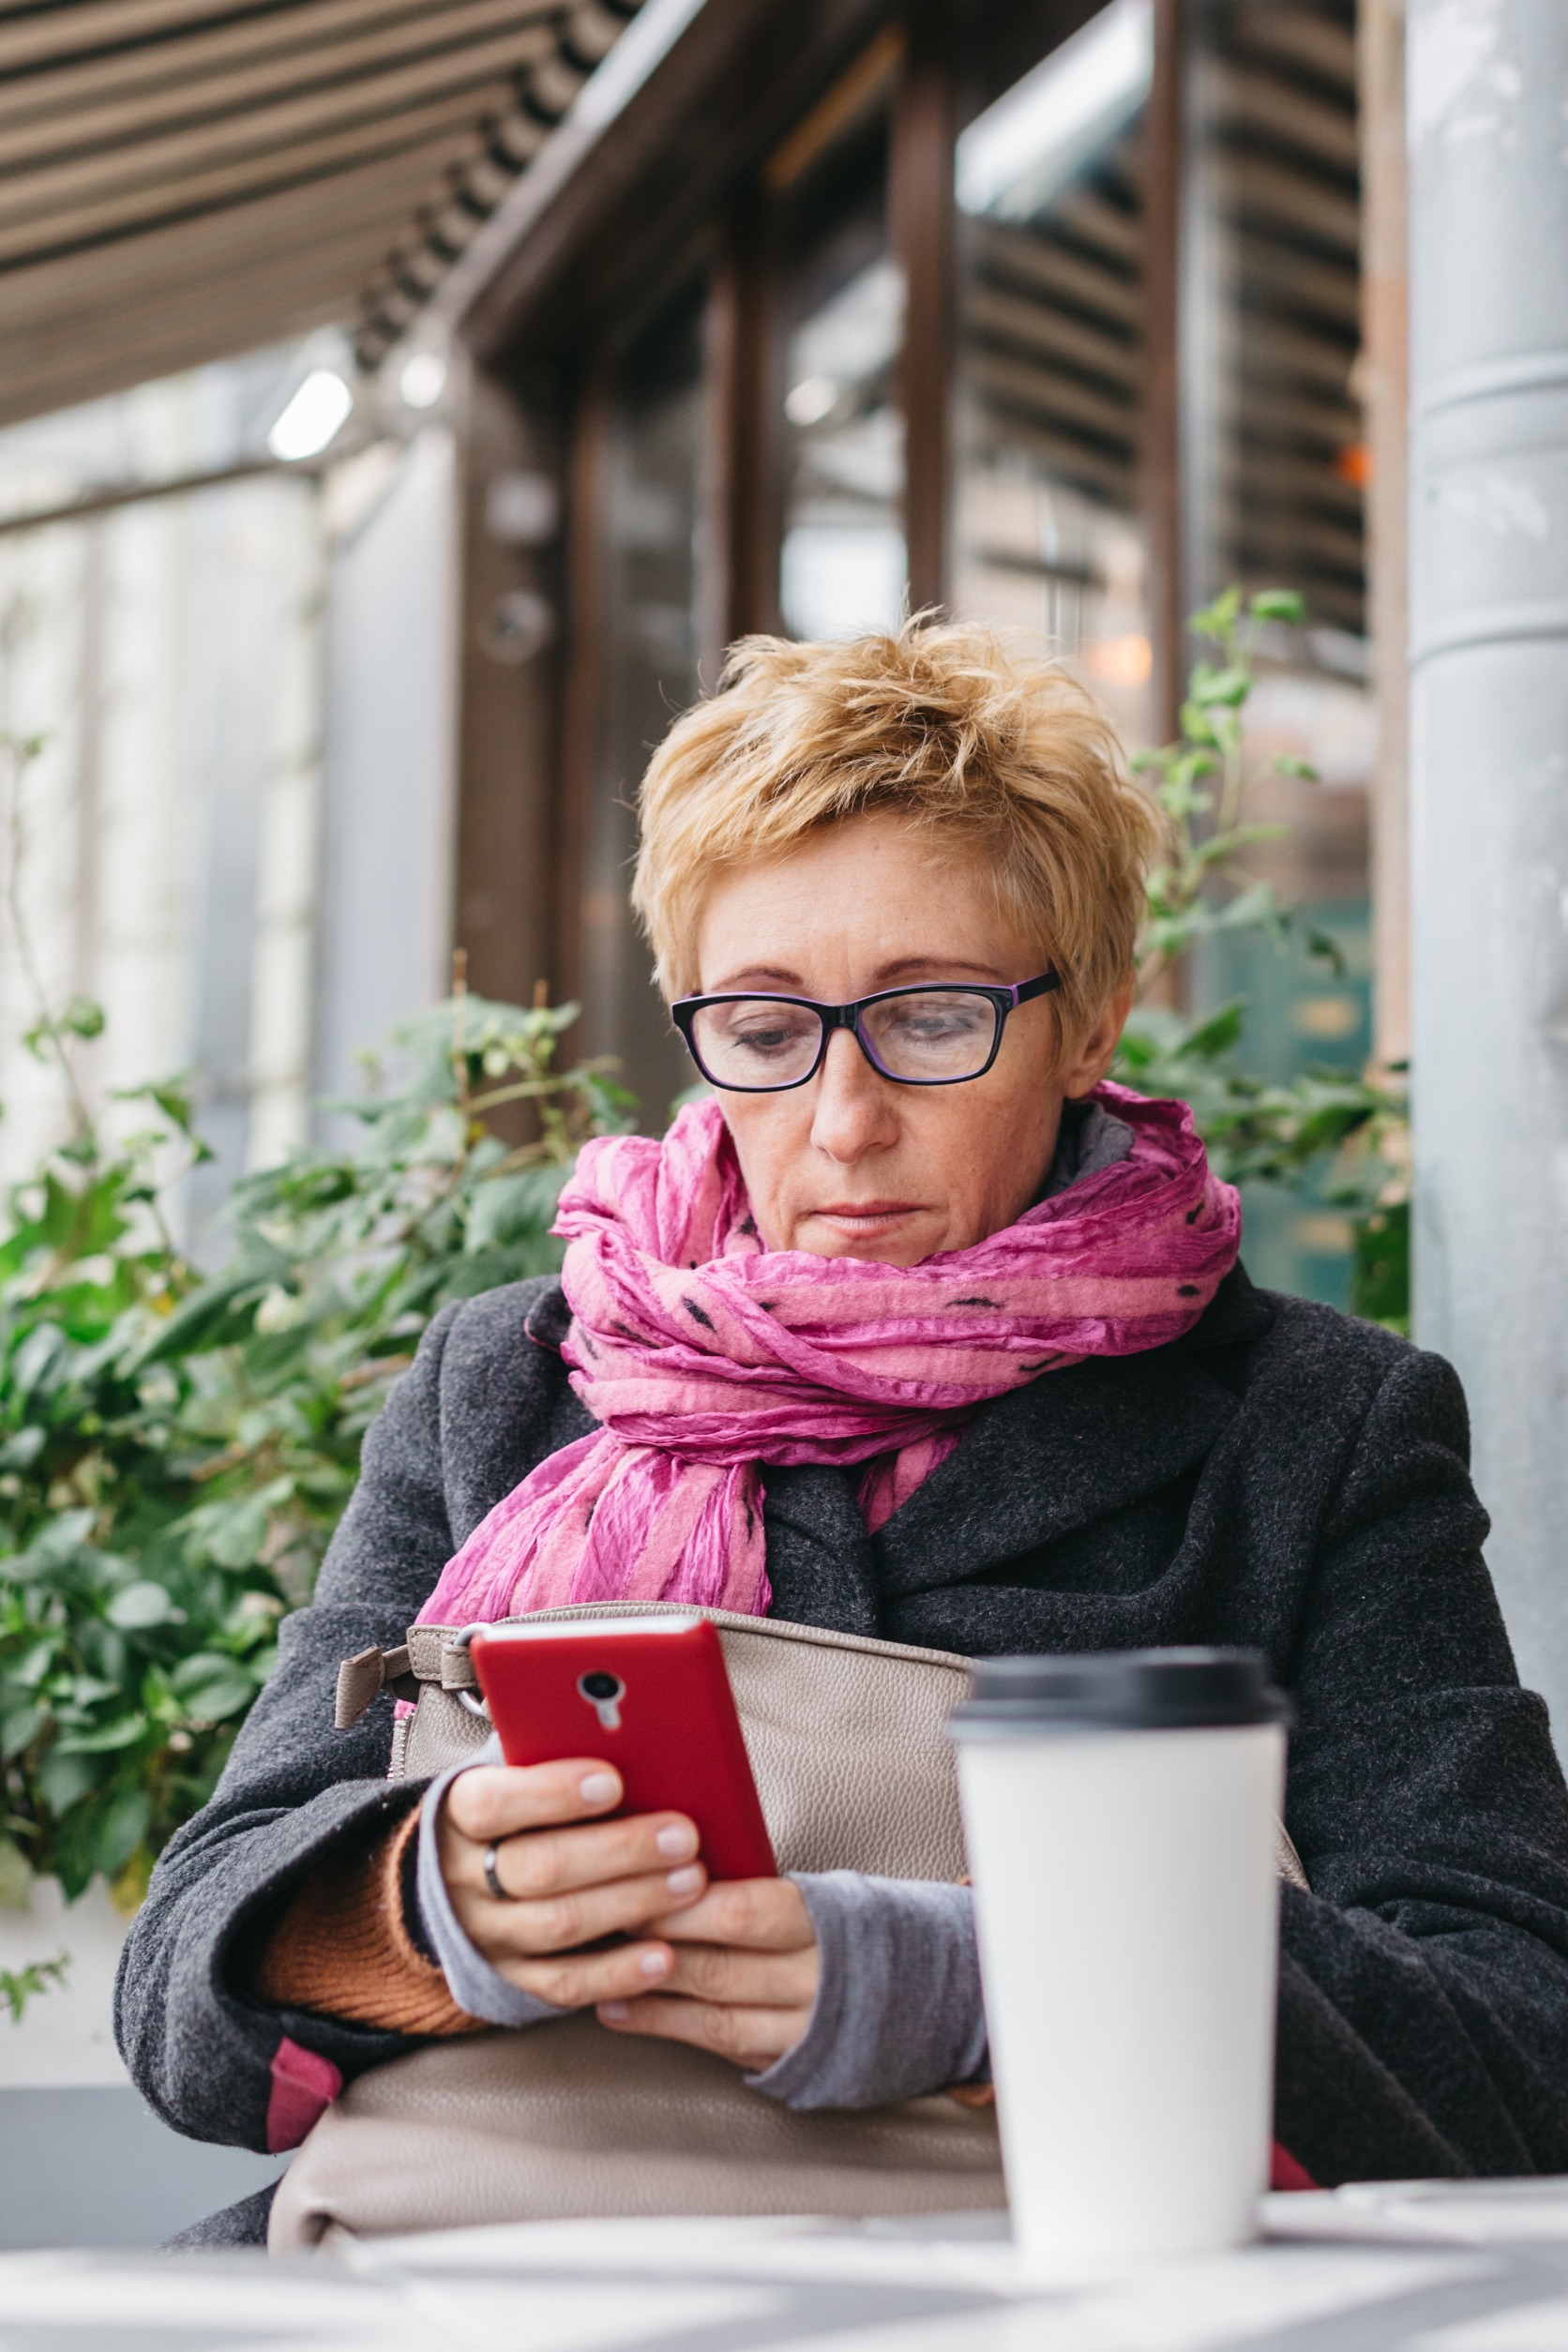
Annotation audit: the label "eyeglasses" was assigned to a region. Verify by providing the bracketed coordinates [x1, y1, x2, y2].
[671, 972, 1062, 1093]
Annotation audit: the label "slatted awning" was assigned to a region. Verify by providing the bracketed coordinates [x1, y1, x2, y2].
[0, 0, 640, 433]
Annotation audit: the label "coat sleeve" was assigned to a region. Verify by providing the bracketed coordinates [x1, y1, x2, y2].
[114, 1298, 472, 2151]
[1275, 1342, 1568, 2182]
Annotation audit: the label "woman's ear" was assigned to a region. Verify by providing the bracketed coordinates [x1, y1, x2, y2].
[1062, 979, 1134, 1099]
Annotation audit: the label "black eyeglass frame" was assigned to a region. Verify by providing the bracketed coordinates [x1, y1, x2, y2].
[671, 971, 1063, 1093]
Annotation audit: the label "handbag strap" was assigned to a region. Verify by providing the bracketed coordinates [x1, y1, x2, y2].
[336, 1603, 971, 1729]
[334, 1643, 419, 1728]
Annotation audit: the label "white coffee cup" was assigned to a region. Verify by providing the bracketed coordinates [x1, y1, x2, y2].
[950, 1649, 1289, 2269]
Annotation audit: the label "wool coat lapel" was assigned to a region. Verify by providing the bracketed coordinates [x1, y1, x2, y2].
[758, 1269, 1274, 1639]
[874, 1349, 1238, 1600]
[875, 1268, 1274, 1601]
[761, 1463, 881, 1637]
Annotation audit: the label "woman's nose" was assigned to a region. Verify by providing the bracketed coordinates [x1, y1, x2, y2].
[808, 1027, 900, 1161]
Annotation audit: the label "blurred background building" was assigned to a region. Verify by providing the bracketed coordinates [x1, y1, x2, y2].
[25, 0, 1568, 2245]
[0, 0, 1386, 1300]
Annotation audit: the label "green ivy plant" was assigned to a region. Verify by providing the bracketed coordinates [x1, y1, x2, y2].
[0, 763, 634, 1921]
[1114, 588, 1410, 1325]
[1, 1950, 68, 2025]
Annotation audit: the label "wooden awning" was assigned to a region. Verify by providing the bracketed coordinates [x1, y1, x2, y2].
[0, 0, 641, 432]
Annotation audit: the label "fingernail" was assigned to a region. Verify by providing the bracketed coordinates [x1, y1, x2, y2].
[655, 1823, 695, 1858]
[639, 1948, 670, 1978]
[665, 1864, 701, 1894]
[600, 2001, 630, 2021]
[580, 1772, 618, 1805]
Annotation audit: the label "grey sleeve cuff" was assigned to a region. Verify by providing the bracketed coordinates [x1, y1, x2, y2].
[746, 1874, 989, 2111]
[414, 1736, 564, 2030]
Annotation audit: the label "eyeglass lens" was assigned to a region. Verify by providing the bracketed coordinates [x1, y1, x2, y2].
[690, 992, 1002, 1088]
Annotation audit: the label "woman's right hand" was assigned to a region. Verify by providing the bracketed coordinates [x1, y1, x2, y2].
[437, 1760, 706, 2009]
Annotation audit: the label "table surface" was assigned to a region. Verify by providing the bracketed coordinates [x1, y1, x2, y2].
[8, 2183, 1568, 2352]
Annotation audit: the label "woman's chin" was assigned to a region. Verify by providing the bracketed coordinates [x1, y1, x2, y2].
[793, 1217, 941, 1267]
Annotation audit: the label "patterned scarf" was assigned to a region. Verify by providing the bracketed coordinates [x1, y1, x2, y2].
[417, 1085, 1240, 1627]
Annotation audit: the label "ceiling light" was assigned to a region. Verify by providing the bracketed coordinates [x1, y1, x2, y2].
[957, 0, 1153, 221]
[785, 376, 840, 427]
[267, 369, 354, 461]
[399, 351, 448, 411]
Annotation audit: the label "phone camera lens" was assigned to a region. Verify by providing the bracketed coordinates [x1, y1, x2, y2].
[579, 1670, 624, 1704]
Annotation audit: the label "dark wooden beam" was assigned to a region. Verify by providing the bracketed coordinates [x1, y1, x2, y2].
[892, 2, 956, 617]
[551, 364, 609, 1024]
[698, 189, 779, 677]
[449, 360, 561, 1022]
[1143, 0, 1185, 744]
[464, 0, 897, 364]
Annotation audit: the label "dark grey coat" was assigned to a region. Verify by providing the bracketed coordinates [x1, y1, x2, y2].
[116, 1265, 1568, 2210]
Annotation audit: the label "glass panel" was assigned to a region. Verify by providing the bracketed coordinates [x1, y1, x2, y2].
[776, 110, 908, 641]
[1184, 0, 1364, 641]
[953, 0, 1154, 748]
[1184, 0, 1370, 1311]
[585, 279, 705, 1131]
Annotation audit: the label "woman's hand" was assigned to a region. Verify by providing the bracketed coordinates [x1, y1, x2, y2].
[594, 1878, 820, 2072]
[438, 1760, 709, 2009]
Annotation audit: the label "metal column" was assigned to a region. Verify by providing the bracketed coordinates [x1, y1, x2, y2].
[1410, 0, 1568, 1741]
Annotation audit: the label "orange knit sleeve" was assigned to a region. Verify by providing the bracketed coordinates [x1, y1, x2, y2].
[250, 1808, 484, 2038]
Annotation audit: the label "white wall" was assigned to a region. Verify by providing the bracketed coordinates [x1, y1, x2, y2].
[313, 427, 459, 1133]
[0, 356, 327, 1256]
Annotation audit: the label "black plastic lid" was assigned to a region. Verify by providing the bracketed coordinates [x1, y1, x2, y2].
[947, 1648, 1289, 1736]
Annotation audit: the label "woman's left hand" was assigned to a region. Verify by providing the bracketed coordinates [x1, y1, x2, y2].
[595, 1877, 818, 2072]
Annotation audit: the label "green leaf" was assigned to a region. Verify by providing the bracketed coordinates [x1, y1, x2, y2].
[0, 1833, 32, 1909]
[13, 1511, 97, 1572]
[59, 997, 106, 1042]
[1176, 1002, 1248, 1059]
[1349, 1200, 1410, 1333]
[177, 1489, 274, 1572]
[464, 1166, 566, 1254]
[173, 1668, 257, 1724]
[1189, 664, 1251, 709]
[1177, 699, 1221, 746]
[1249, 588, 1306, 624]
[36, 1749, 96, 1814]
[104, 1580, 179, 1631]
[8, 1323, 67, 1400]
[53, 1715, 146, 1756]
[1, 1951, 68, 2024]
[87, 1786, 151, 1880]
[1188, 586, 1242, 640]
[132, 1274, 268, 1366]
[1, 1701, 48, 1760]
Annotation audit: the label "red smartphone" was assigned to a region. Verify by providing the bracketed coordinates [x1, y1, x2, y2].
[470, 1614, 776, 1882]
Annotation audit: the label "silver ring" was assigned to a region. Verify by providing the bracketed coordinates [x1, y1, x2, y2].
[482, 1841, 513, 1903]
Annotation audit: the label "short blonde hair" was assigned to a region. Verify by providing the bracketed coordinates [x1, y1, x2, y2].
[631, 620, 1160, 1063]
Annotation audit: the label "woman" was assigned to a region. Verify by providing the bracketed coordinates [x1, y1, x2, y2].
[118, 624, 1568, 2245]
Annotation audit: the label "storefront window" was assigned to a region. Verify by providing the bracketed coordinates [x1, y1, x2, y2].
[1184, 0, 1364, 639]
[583, 279, 705, 1130]
[952, 0, 1153, 746]
[775, 109, 907, 641]
[1184, 0, 1369, 1307]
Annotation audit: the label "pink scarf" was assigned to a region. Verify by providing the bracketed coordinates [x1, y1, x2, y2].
[417, 1085, 1240, 1628]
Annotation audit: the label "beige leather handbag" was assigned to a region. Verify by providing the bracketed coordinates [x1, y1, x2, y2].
[339, 1601, 975, 1877]
[273, 1606, 1306, 2246]
[271, 1606, 1005, 2247]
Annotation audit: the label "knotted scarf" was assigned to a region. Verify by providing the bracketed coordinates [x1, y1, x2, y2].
[417, 1084, 1239, 1628]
